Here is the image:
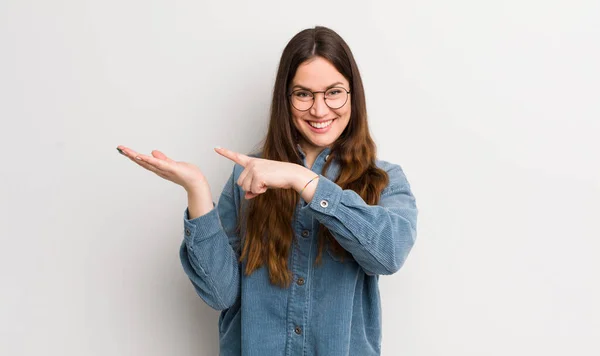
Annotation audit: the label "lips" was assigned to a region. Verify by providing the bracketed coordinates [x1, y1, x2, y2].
[306, 119, 335, 128]
[304, 118, 335, 134]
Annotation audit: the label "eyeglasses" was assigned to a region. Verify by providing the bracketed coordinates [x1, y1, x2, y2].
[288, 87, 351, 111]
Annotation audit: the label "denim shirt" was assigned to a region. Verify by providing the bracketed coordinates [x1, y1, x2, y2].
[179, 146, 418, 356]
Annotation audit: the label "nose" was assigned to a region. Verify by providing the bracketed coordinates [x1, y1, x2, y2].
[310, 93, 329, 118]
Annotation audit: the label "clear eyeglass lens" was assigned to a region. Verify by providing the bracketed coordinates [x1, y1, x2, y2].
[291, 88, 347, 111]
[324, 88, 346, 109]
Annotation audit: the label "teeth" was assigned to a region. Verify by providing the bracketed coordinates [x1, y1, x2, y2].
[308, 120, 333, 129]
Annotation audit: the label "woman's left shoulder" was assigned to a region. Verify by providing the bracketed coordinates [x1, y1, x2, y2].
[375, 159, 411, 191]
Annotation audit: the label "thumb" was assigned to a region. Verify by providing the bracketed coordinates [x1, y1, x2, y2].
[151, 150, 175, 163]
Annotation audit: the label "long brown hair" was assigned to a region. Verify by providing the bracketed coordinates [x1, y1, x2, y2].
[240, 26, 389, 288]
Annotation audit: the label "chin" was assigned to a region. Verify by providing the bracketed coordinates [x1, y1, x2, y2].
[304, 136, 337, 148]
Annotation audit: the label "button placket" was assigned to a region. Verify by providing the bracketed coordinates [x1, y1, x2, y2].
[288, 179, 316, 350]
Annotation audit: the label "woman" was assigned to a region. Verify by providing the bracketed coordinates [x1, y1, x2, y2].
[117, 26, 417, 356]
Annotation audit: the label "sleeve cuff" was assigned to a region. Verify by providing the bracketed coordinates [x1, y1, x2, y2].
[301, 175, 343, 216]
[183, 203, 220, 244]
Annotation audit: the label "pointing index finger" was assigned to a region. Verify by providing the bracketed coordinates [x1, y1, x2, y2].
[214, 147, 250, 167]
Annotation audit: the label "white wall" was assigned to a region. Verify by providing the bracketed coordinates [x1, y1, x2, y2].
[1, 1, 598, 355]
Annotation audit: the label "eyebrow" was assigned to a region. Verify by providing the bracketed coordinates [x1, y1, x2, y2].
[291, 82, 346, 91]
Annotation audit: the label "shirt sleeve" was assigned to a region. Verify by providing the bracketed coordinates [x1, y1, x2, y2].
[300, 163, 418, 275]
[179, 165, 242, 310]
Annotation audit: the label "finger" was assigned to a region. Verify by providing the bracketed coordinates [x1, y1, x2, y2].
[119, 146, 148, 162]
[244, 191, 259, 199]
[118, 147, 165, 175]
[135, 154, 172, 173]
[237, 167, 250, 187]
[240, 172, 254, 195]
[251, 179, 268, 195]
[128, 155, 164, 175]
[117, 146, 138, 158]
[119, 147, 174, 171]
[214, 147, 251, 167]
[133, 158, 170, 181]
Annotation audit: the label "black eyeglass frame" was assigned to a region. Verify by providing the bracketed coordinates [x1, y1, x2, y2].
[288, 87, 351, 111]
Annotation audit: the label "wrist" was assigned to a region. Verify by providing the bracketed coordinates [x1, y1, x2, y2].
[291, 165, 320, 192]
[185, 180, 209, 195]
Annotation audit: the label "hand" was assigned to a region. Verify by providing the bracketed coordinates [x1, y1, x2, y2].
[117, 145, 208, 193]
[214, 147, 306, 199]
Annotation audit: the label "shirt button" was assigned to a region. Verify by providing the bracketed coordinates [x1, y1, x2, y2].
[294, 326, 302, 335]
[301, 230, 310, 238]
[320, 200, 329, 208]
[325, 154, 329, 161]
[185, 228, 191, 236]
[297, 277, 305, 286]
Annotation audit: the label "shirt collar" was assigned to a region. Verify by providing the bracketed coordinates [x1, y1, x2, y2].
[296, 144, 332, 162]
[296, 143, 306, 159]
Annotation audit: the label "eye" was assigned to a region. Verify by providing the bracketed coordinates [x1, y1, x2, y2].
[293, 90, 312, 98]
[326, 88, 343, 97]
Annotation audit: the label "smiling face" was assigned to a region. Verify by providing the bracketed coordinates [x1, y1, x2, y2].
[290, 56, 351, 158]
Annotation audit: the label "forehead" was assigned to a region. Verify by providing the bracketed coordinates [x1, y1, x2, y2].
[292, 57, 348, 89]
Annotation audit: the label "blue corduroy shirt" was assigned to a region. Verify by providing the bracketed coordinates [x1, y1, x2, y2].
[179, 146, 418, 356]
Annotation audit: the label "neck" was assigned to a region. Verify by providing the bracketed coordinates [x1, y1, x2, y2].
[298, 142, 328, 169]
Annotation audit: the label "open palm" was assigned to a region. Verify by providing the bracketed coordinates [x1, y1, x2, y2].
[117, 145, 206, 192]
